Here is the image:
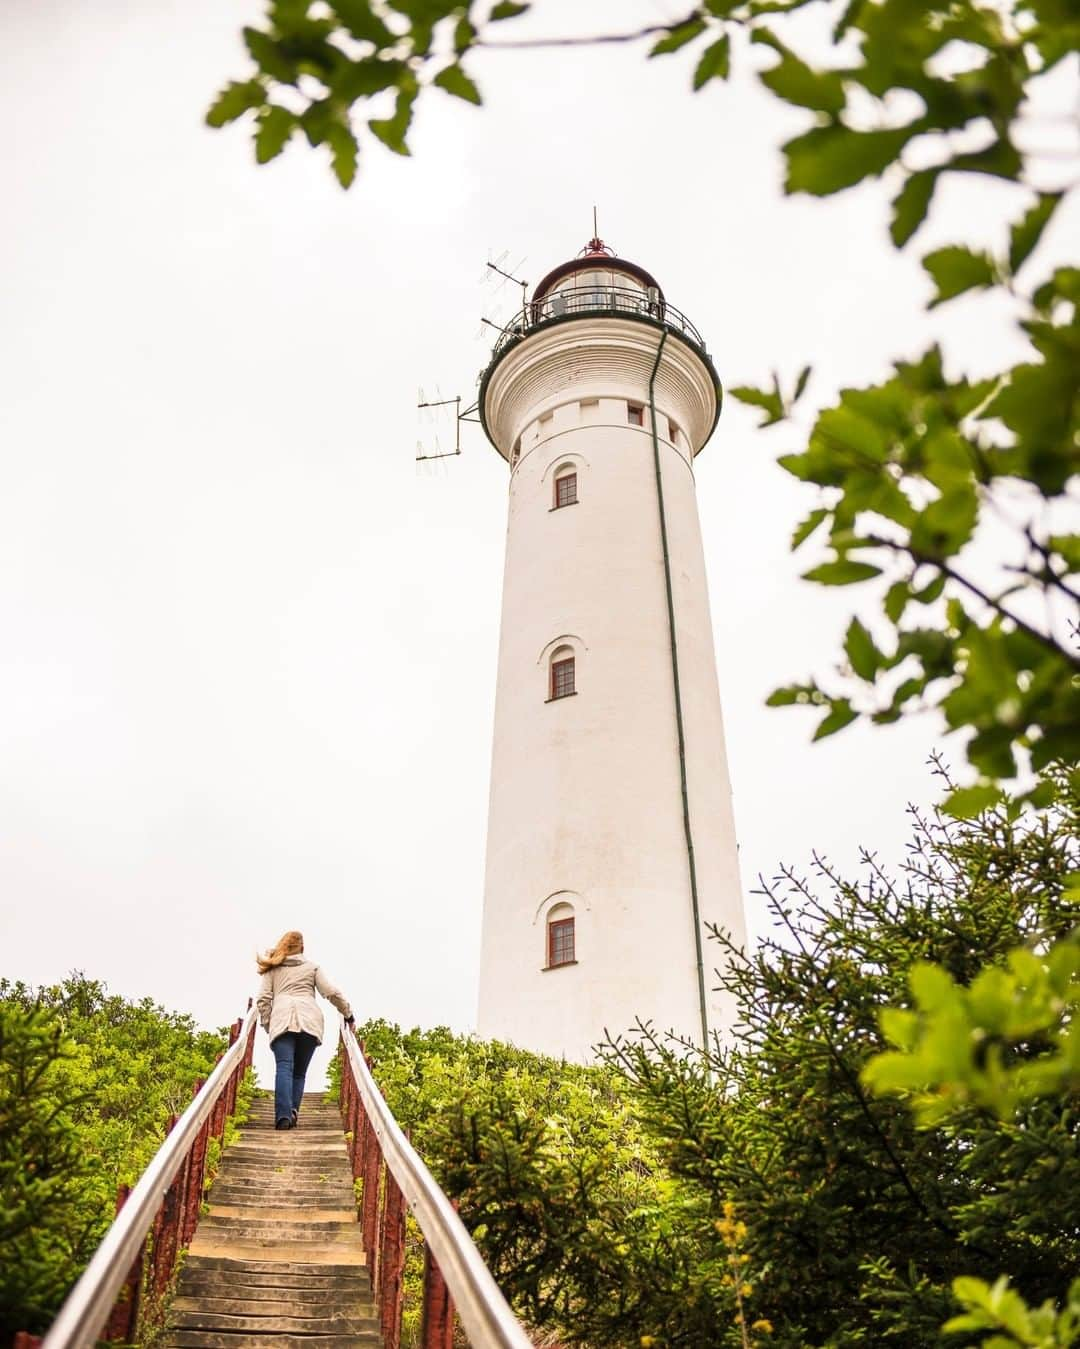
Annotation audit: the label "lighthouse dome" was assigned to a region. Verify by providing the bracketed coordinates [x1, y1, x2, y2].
[531, 237, 664, 304]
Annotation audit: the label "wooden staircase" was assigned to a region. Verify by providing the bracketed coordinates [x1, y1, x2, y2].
[165, 1092, 381, 1348]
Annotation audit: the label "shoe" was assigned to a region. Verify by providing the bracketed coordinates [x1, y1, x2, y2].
[275, 1118, 291, 1131]
[291, 1109, 298, 1128]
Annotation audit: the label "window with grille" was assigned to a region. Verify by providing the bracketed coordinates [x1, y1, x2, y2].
[628, 403, 644, 426]
[551, 656, 575, 700]
[548, 916, 575, 967]
[554, 472, 577, 509]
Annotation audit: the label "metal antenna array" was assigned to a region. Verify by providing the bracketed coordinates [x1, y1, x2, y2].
[477, 248, 528, 339]
[416, 388, 461, 461]
[416, 247, 523, 464]
[416, 387, 482, 464]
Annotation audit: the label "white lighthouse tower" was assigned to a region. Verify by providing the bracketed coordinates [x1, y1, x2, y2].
[476, 238, 746, 1062]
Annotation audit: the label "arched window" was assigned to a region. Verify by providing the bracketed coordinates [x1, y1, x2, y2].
[550, 648, 575, 700]
[553, 469, 577, 509]
[547, 907, 576, 968]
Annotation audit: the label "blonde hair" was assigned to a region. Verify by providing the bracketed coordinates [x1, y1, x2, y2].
[256, 930, 304, 975]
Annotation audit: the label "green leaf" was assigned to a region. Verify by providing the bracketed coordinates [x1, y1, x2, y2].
[731, 383, 784, 426]
[1008, 193, 1062, 274]
[339, 57, 407, 100]
[912, 573, 946, 605]
[650, 17, 707, 56]
[243, 27, 298, 83]
[890, 170, 938, 247]
[753, 31, 845, 113]
[325, 123, 358, 187]
[792, 365, 812, 403]
[254, 105, 295, 163]
[791, 508, 828, 551]
[910, 487, 978, 558]
[433, 63, 482, 105]
[923, 246, 996, 308]
[947, 137, 1023, 183]
[785, 125, 912, 197]
[844, 617, 880, 680]
[333, 0, 396, 46]
[454, 15, 476, 54]
[942, 784, 1003, 820]
[693, 34, 731, 89]
[490, 1, 530, 19]
[813, 699, 858, 741]
[368, 83, 416, 155]
[884, 581, 909, 623]
[206, 80, 266, 128]
[802, 560, 882, 585]
[1048, 534, 1080, 573]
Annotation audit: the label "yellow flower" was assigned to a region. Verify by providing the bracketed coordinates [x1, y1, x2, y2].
[751, 1320, 773, 1334]
[640, 1338, 657, 1347]
[741, 1283, 753, 1297]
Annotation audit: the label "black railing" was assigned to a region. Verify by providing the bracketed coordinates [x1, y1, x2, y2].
[489, 284, 708, 359]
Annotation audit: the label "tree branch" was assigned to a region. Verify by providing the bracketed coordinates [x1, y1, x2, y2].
[864, 533, 1080, 667]
[477, 8, 704, 50]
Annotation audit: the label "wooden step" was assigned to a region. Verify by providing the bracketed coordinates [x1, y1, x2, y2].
[168, 1093, 380, 1346]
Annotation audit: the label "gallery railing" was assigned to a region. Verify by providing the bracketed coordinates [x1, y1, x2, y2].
[489, 282, 708, 359]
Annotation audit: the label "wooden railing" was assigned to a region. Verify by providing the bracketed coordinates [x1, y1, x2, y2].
[340, 1023, 533, 1349]
[36, 1004, 257, 1349]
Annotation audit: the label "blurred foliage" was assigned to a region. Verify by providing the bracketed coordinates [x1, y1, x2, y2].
[860, 774, 1080, 1346]
[350, 766, 1078, 1347]
[209, 0, 1080, 805]
[944, 1274, 1080, 1348]
[0, 975, 227, 1337]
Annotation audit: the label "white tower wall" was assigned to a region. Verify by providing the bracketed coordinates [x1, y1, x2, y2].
[477, 305, 746, 1062]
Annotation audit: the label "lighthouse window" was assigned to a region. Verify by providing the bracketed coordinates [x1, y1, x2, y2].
[548, 916, 576, 968]
[551, 656, 576, 700]
[554, 473, 577, 509]
[627, 403, 644, 427]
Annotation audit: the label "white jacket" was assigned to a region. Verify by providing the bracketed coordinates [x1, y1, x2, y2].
[256, 955, 352, 1045]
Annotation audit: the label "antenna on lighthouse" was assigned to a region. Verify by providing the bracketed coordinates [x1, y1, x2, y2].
[478, 248, 528, 339]
[416, 388, 462, 461]
[417, 248, 522, 463]
[416, 390, 482, 464]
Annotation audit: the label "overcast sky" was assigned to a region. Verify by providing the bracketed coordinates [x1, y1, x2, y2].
[2, 0, 1074, 1086]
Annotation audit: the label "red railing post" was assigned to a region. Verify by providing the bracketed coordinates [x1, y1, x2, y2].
[420, 1242, 455, 1349]
[242, 1007, 256, 1076]
[224, 1019, 242, 1118]
[151, 1116, 185, 1301]
[348, 1085, 362, 1181]
[209, 1052, 228, 1141]
[182, 1080, 210, 1247]
[379, 1163, 407, 1349]
[101, 1183, 143, 1341]
[360, 1108, 382, 1282]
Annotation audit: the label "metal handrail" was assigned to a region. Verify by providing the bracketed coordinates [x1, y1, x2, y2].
[490, 283, 708, 359]
[43, 1005, 259, 1349]
[341, 1023, 533, 1349]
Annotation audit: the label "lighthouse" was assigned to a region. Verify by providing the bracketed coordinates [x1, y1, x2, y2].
[476, 238, 747, 1063]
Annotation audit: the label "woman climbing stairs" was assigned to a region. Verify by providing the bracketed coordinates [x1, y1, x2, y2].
[41, 1012, 530, 1349]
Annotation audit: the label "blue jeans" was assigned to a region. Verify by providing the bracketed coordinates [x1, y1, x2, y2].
[270, 1031, 318, 1125]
